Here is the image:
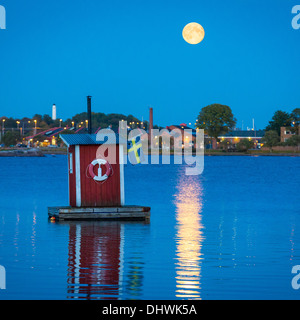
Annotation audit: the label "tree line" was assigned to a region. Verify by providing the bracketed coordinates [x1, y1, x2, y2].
[0, 112, 148, 131]
[1, 105, 299, 150]
[262, 108, 300, 150]
[195, 104, 300, 151]
[0, 111, 160, 147]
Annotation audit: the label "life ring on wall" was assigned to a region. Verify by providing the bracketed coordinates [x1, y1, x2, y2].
[88, 159, 112, 182]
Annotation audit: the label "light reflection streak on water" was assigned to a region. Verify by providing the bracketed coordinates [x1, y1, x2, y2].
[31, 211, 37, 255]
[174, 172, 204, 299]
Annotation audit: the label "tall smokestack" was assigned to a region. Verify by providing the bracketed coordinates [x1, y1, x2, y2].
[87, 96, 92, 134]
[149, 107, 153, 146]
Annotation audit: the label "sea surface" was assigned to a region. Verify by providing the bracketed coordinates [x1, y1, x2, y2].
[0, 154, 299, 300]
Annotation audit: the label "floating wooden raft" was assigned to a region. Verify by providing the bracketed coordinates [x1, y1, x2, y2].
[48, 206, 150, 221]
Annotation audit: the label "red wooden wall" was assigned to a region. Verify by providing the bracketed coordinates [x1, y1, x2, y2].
[68, 145, 121, 207]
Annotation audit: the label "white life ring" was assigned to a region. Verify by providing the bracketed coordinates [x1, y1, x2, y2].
[88, 159, 112, 182]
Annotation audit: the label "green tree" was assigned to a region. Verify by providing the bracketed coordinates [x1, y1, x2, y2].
[236, 139, 254, 152]
[285, 135, 300, 148]
[219, 139, 233, 151]
[265, 110, 292, 135]
[2, 131, 19, 146]
[38, 121, 49, 129]
[2, 117, 17, 129]
[196, 104, 236, 142]
[33, 114, 43, 123]
[261, 130, 280, 151]
[53, 119, 62, 127]
[42, 114, 54, 126]
[70, 112, 142, 130]
[291, 108, 300, 129]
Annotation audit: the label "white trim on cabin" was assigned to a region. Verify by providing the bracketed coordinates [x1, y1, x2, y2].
[75, 145, 81, 207]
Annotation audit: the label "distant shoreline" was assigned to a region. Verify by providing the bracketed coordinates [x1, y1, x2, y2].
[0, 147, 299, 157]
[204, 153, 300, 157]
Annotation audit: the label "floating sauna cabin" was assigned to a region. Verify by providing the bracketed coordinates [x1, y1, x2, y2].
[48, 133, 150, 221]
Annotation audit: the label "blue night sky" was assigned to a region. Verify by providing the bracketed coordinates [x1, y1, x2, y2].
[0, 0, 299, 129]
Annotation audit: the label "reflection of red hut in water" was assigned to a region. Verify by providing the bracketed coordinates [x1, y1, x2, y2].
[67, 222, 121, 299]
[66, 221, 147, 299]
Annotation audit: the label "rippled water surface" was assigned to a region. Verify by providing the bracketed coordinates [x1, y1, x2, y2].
[0, 155, 299, 299]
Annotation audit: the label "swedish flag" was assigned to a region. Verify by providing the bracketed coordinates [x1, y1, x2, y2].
[128, 135, 145, 165]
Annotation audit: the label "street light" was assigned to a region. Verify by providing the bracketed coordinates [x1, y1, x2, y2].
[16, 121, 22, 136]
[2, 119, 5, 136]
[34, 119, 37, 135]
[85, 120, 88, 129]
[60, 119, 62, 127]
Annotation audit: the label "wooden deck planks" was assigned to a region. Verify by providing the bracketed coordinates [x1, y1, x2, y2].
[48, 206, 150, 221]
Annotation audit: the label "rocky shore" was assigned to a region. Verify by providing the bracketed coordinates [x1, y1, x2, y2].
[0, 148, 44, 157]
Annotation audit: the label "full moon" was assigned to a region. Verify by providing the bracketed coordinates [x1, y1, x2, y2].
[182, 22, 205, 45]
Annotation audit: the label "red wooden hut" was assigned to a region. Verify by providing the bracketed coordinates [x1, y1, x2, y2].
[60, 133, 125, 208]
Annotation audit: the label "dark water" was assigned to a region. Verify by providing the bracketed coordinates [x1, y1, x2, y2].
[0, 155, 299, 300]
